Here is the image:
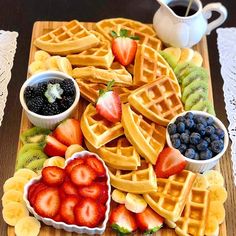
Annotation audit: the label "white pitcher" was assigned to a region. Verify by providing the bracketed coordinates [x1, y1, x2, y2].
[153, 0, 227, 48]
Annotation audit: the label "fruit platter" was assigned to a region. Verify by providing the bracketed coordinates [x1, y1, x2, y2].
[2, 19, 229, 236]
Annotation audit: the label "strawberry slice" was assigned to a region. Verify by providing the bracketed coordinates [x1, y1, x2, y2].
[109, 204, 137, 235]
[44, 135, 67, 157]
[34, 188, 60, 218]
[86, 156, 106, 177]
[135, 207, 164, 234]
[61, 180, 78, 196]
[155, 147, 186, 178]
[96, 80, 122, 123]
[65, 158, 84, 174]
[97, 183, 109, 205]
[53, 213, 62, 222]
[53, 118, 83, 146]
[78, 183, 104, 200]
[74, 198, 104, 228]
[70, 164, 96, 186]
[42, 166, 66, 187]
[28, 182, 48, 205]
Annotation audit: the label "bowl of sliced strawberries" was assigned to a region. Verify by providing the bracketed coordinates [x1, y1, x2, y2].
[23, 150, 111, 235]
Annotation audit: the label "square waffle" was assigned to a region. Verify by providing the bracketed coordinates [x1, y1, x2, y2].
[121, 103, 166, 165]
[34, 20, 100, 55]
[143, 170, 196, 222]
[128, 76, 184, 126]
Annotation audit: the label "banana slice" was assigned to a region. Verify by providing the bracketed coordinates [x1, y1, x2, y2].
[45, 55, 60, 70]
[15, 216, 41, 236]
[208, 185, 228, 203]
[178, 48, 194, 64]
[193, 174, 209, 189]
[34, 50, 51, 62]
[208, 201, 225, 224]
[112, 189, 126, 204]
[65, 144, 84, 160]
[163, 47, 181, 62]
[43, 156, 65, 168]
[205, 215, 219, 236]
[3, 176, 28, 193]
[2, 202, 29, 226]
[57, 57, 72, 76]
[190, 51, 203, 67]
[2, 190, 24, 208]
[203, 170, 224, 187]
[28, 61, 46, 75]
[125, 193, 147, 213]
[14, 168, 37, 181]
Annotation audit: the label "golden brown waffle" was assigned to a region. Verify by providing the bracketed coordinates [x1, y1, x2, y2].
[96, 18, 156, 41]
[34, 20, 100, 55]
[128, 76, 184, 126]
[80, 103, 124, 148]
[85, 136, 141, 170]
[73, 62, 132, 86]
[108, 160, 157, 193]
[121, 103, 166, 165]
[143, 170, 196, 222]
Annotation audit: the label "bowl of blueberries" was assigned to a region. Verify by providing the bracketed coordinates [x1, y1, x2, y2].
[20, 71, 80, 129]
[166, 111, 229, 172]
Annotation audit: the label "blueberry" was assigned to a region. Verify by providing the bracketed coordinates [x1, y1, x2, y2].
[206, 117, 214, 125]
[194, 152, 200, 160]
[178, 144, 187, 154]
[205, 126, 215, 136]
[210, 134, 220, 141]
[171, 138, 181, 149]
[185, 112, 194, 120]
[184, 129, 191, 135]
[177, 122, 185, 133]
[197, 140, 208, 151]
[176, 116, 185, 124]
[185, 118, 195, 129]
[196, 123, 206, 136]
[180, 133, 190, 144]
[211, 140, 224, 154]
[190, 132, 201, 145]
[189, 144, 197, 151]
[171, 133, 180, 140]
[168, 123, 177, 135]
[204, 137, 211, 143]
[195, 116, 207, 127]
[200, 149, 213, 160]
[185, 148, 196, 159]
[215, 128, 225, 139]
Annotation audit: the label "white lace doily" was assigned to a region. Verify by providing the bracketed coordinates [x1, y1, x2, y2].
[217, 28, 236, 185]
[0, 30, 18, 126]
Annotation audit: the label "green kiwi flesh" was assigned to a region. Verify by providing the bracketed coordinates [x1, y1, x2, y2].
[191, 100, 215, 116]
[174, 62, 195, 83]
[25, 158, 46, 172]
[159, 51, 178, 69]
[185, 92, 208, 110]
[18, 143, 43, 156]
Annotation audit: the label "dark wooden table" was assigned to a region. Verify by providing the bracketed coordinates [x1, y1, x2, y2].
[0, 0, 235, 235]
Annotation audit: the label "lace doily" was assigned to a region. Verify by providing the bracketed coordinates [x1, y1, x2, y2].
[0, 30, 18, 126]
[217, 28, 236, 185]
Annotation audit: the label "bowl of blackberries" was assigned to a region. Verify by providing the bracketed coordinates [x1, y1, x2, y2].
[20, 71, 80, 129]
[166, 111, 229, 172]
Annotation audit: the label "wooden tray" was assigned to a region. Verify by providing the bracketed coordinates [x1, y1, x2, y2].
[8, 21, 227, 236]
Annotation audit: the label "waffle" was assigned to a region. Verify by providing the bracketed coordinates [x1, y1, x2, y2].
[73, 62, 132, 86]
[96, 18, 156, 41]
[121, 103, 166, 165]
[143, 170, 196, 222]
[34, 20, 100, 55]
[85, 136, 141, 170]
[81, 103, 124, 148]
[108, 160, 157, 193]
[128, 76, 184, 126]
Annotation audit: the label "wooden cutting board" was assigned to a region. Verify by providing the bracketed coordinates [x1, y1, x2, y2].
[7, 21, 227, 236]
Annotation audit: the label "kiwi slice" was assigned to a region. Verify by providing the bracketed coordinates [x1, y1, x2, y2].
[185, 92, 208, 110]
[182, 80, 208, 104]
[18, 143, 44, 156]
[158, 51, 177, 69]
[25, 158, 46, 173]
[20, 127, 51, 145]
[174, 62, 195, 83]
[191, 100, 215, 115]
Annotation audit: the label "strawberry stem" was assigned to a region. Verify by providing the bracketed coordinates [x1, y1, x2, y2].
[98, 79, 115, 97]
[110, 28, 140, 40]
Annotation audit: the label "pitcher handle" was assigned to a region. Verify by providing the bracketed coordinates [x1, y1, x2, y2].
[202, 3, 227, 35]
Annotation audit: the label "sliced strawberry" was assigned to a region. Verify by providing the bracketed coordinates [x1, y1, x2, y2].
[29, 182, 48, 205]
[42, 166, 66, 187]
[70, 164, 97, 186]
[86, 156, 106, 177]
[135, 206, 164, 234]
[28, 182, 40, 202]
[53, 213, 62, 222]
[34, 188, 60, 218]
[61, 180, 78, 196]
[78, 183, 104, 199]
[60, 196, 79, 224]
[97, 183, 109, 205]
[44, 135, 67, 157]
[53, 118, 83, 146]
[65, 158, 84, 174]
[109, 204, 137, 234]
[155, 147, 186, 178]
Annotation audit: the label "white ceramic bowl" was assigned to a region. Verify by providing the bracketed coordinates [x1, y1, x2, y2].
[19, 71, 80, 129]
[166, 111, 229, 173]
[23, 150, 111, 235]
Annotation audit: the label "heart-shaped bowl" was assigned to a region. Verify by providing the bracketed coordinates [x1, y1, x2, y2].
[23, 150, 111, 235]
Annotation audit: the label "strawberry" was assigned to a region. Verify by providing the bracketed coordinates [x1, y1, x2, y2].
[28, 182, 48, 205]
[111, 28, 139, 66]
[61, 180, 78, 196]
[96, 80, 122, 123]
[74, 198, 104, 228]
[34, 188, 60, 218]
[135, 206, 164, 234]
[42, 166, 66, 187]
[155, 147, 186, 178]
[86, 156, 106, 177]
[78, 183, 105, 200]
[65, 158, 84, 174]
[53, 118, 83, 146]
[53, 213, 62, 222]
[44, 135, 67, 157]
[109, 204, 137, 235]
[70, 164, 97, 186]
[98, 183, 109, 205]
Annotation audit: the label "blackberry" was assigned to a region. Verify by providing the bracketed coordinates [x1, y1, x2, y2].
[61, 79, 75, 96]
[41, 102, 60, 116]
[60, 96, 74, 112]
[24, 86, 36, 102]
[49, 79, 62, 85]
[26, 96, 44, 113]
[35, 82, 47, 97]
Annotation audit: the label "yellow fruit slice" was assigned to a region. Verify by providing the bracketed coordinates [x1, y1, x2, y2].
[43, 156, 65, 168]
[15, 216, 41, 236]
[163, 47, 181, 62]
[193, 174, 209, 189]
[208, 185, 228, 203]
[2, 202, 29, 226]
[190, 51, 203, 67]
[205, 215, 219, 236]
[111, 189, 126, 204]
[208, 201, 225, 224]
[178, 48, 194, 64]
[57, 57, 73, 76]
[2, 190, 24, 208]
[45, 55, 60, 70]
[203, 170, 224, 187]
[125, 193, 147, 213]
[28, 61, 46, 75]
[14, 168, 37, 181]
[34, 50, 51, 62]
[3, 176, 28, 193]
[65, 144, 84, 160]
